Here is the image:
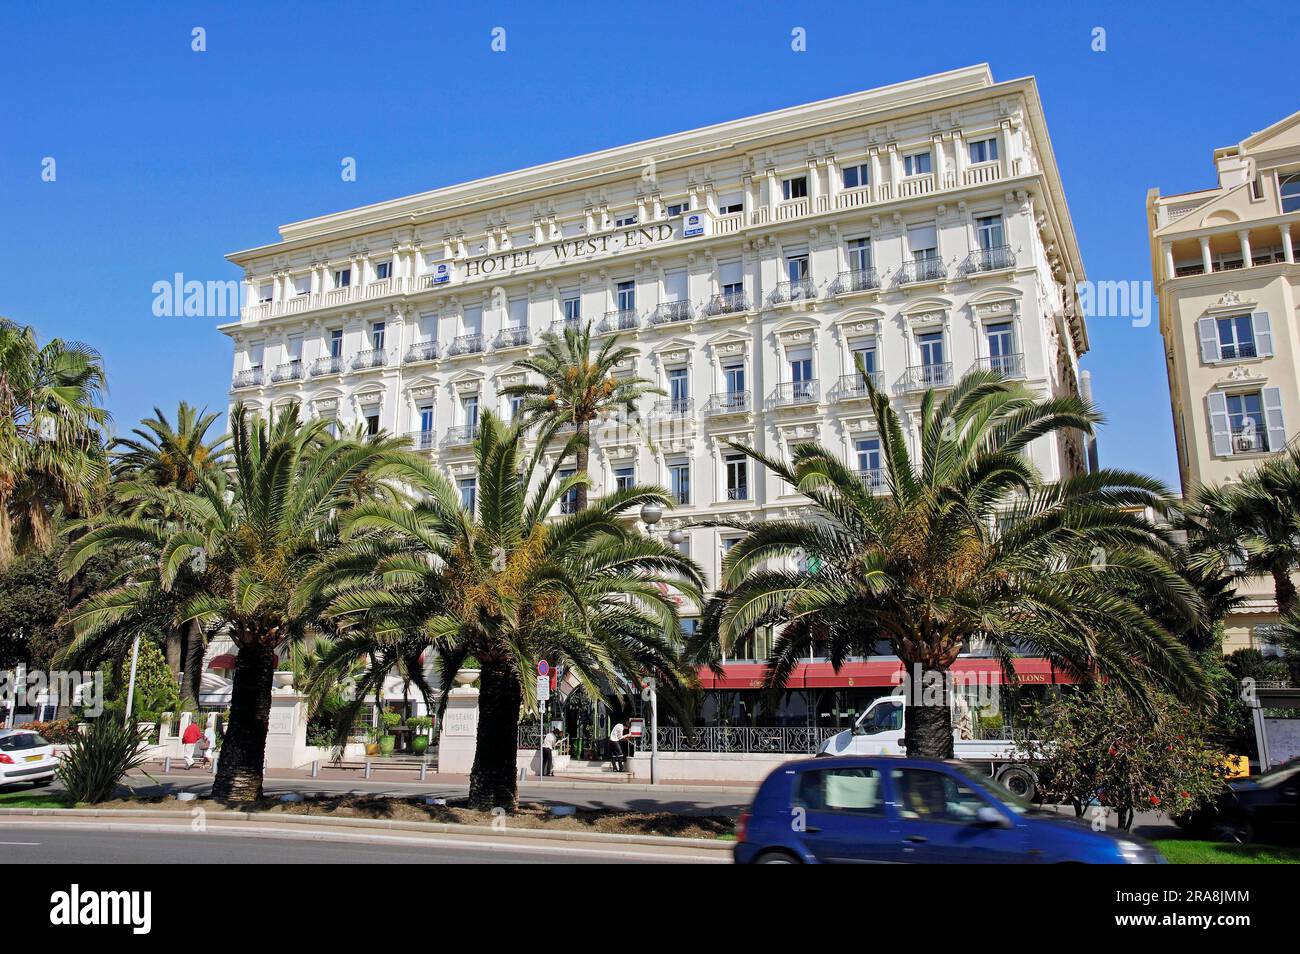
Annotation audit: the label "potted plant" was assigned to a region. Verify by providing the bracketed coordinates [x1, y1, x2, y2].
[408, 715, 433, 755]
[454, 655, 481, 687]
[378, 711, 402, 756]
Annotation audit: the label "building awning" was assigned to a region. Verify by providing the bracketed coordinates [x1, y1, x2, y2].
[697, 658, 1071, 690]
[206, 652, 279, 671]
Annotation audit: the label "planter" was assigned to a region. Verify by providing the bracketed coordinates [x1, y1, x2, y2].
[364, 742, 381, 757]
[411, 735, 429, 755]
[272, 671, 295, 690]
[379, 735, 396, 756]
[454, 668, 481, 686]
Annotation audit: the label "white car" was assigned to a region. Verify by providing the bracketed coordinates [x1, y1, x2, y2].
[0, 729, 59, 787]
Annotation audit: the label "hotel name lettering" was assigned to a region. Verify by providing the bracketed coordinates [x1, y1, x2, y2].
[461, 223, 677, 279]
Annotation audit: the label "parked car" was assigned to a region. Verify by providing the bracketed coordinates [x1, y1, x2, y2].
[0, 729, 58, 787]
[734, 756, 1163, 864]
[1176, 757, 1300, 844]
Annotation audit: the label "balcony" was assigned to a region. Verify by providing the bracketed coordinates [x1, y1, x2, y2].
[601, 309, 640, 333]
[770, 380, 820, 408]
[828, 268, 880, 296]
[832, 372, 883, 401]
[979, 353, 1026, 379]
[409, 429, 437, 452]
[443, 424, 478, 447]
[269, 360, 303, 384]
[652, 398, 695, 420]
[232, 367, 263, 389]
[768, 279, 818, 305]
[404, 341, 439, 364]
[551, 317, 585, 336]
[903, 363, 953, 392]
[855, 468, 886, 492]
[896, 257, 946, 285]
[1231, 428, 1268, 455]
[725, 485, 750, 502]
[962, 245, 1015, 275]
[352, 348, 387, 371]
[704, 390, 751, 416]
[447, 334, 484, 357]
[311, 355, 345, 377]
[648, 301, 694, 326]
[495, 327, 531, 349]
[702, 292, 750, 317]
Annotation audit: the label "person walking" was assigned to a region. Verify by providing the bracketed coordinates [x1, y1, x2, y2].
[608, 721, 627, 773]
[542, 725, 556, 777]
[181, 720, 202, 769]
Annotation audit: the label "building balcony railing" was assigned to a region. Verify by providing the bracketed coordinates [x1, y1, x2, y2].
[702, 291, 751, 317]
[979, 353, 1026, 379]
[495, 327, 531, 349]
[828, 268, 880, 296]
[601, 309, 640, 333]
[311, 355, 345, 376]
[648, 300, 694, 325]
[1231, 428, 1268, 455]
[558, 494, 580, 515]
[704, 390, 751, 416]
[962, 245, 1015, 275]
[1221, 343, 1259, 360]
[652, 397, 695, 420]
[351, 348, 387, 370]
[770, 380, 820, 407]
[409, 429, 437, 451]
[232, 367, 263, 388]
[551, 317, 585, 336]
[855, 468, 886, 491]
[269, 360, 303, 383]
[443, 424, 478, 447]
[404, 341, 440, 364]
[896, 257, 946, 285]
[725, 486, 750, 502]
[447, 334, 484, 356]
[768, 278, 818, 305]
[903, 362, 954, 391]
[831, 371, 883, 401]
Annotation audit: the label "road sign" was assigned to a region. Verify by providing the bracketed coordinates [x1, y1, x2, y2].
[628, 718, 644, 738]
[536, 675, 550, 702]
[537, 659, 550, 677]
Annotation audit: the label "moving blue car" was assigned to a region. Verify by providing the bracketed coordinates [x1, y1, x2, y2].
[734, 756, 1163, 864]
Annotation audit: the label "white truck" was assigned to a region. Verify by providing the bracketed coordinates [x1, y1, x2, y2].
[816, 694, 1042, 800]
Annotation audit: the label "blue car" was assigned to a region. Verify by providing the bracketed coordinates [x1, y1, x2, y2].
[734, 756, 1164, 864]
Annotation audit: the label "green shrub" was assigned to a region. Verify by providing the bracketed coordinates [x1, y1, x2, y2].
[56, 719, 151, 804]
[408, 715, 433, 733]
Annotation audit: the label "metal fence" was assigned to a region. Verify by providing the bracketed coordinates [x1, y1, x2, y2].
[517, 724, 838, 754]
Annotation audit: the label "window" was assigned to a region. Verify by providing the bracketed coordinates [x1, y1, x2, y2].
[616, 213, 638, 227]
[668, 367, 689, 409]
[789, 347, 813, 398]
[558, 468, 578, 513]
[890, 768, 990, 823]
[903, 151, 932, 176]
[323, 419, 338, 438]
[508, 394, 524, 421]
[1199, 312, 1272, 362]
[462, 305, 483, 337]
[616, 280, 636, 313]
[459, 477, 477, 512]
[374, 260, 392, 280]
[719, 259, 744, 299]
[725, 452, 749, 500]
[848, 237, 873, 273]
[985, 322, 1016, 368]
[842, 162, 870, 189]
[908, 224, 938, 261]
[462, 395, 480, 429]
[333, 268, 351, 288]
[664, 268, 688, 303]
[669, 462, 691, 505]
[785, 251, 810, 286]
[666, 202, 689, 217]
[258, 283, 273, 303]
[1280, 172, 1300, 213]
[968, 137, 999, 164]
[293, 276, 310, 297]
[1217, 315, 1258, 360]
[329, 330, 344, 358]
[855, 437, 881, 479]
[782, 176, 808, 200]
[851, 343, 877, 379]
[724, 362, 745, 395]
[614, 466, 635, 492]
[418, 405, 434, 435]
[507, 297, 528, 329]
[919, 331, 945, 368]
[1208, 387, 1285, 457]
[370, 321, 385, 351]
[975, 215, 1005, 250]
[718, 198, 744, 215]
[562, 290, 581, 322]
[795, 767, 885, 815]
[364, 413, 380, 437]
[1228, 391, 1268, 452]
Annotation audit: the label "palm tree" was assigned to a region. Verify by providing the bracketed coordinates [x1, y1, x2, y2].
[500, 321, 660, 512]
[110, 402, 228, 491]
[60, 404, 414, 800]
[305, 411, 703, 810]
[691, 371, 1206, 760]
[0, 318, 109, 568]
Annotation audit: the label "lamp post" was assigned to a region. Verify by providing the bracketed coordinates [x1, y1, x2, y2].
[638, 502, 664, 783]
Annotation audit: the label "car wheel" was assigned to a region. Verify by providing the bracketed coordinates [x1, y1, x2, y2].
[30, 778, 52, 788]
[997, 765, 1038, 802]
[755, 850, 801, 864]
[1213, 818, 1255, 844]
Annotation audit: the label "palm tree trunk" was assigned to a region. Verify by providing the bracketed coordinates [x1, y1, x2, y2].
[1271, 564, 1297, 618]
[165, 627, 182, 687]
[212, 640, 275, 802]
[180, 620, 205, 709]
[903, 662, 955, 759]
[467, 660, 522, 811]
[574, 419, 590, 511]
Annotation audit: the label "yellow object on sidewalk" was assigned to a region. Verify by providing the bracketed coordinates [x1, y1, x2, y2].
[1224, 754, 1249, 779]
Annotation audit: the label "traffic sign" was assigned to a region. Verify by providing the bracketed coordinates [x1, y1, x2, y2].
[537, 659, 550, 677]
[536, 675, 550, 702]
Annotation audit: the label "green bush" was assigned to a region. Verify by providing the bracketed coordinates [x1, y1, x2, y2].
[56, 719, 151, 804]
[408, 715, 433, 733]
[380, 710, 403, 730]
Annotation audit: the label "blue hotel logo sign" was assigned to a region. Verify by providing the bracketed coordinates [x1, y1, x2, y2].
[431, 262, 452, 285]
[683, 213, 705, 238]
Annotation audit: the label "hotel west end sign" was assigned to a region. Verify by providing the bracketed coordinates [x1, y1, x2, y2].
[456, 216, 708, 281]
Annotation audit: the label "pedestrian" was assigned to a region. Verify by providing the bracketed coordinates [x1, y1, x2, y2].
[608, 721, 627, 773]
[181, 720, 202, 769]
[542, 725, 557, 777]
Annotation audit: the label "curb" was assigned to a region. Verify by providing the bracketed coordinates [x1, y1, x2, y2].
[124, 772, 758, 796]
[0, 807, 735, 851]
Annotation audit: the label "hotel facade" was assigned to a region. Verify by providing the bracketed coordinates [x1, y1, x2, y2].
[221, 65, 1090, 726]
[1147, 111, 1300, 652]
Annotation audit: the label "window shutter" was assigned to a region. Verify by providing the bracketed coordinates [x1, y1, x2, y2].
[1252, 312, 1273, 357]
[665, 268, 688, 302]
[1197, 317, 1221, 363]
[719, 260, 743, 286]
[1207, 392, 1231, 457]
[1263, 387, 1286, 451]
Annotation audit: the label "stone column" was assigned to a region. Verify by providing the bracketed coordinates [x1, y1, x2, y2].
[1282, 224, 1295, 264]
[1200, 236, 1213, 273]
[1238, 230, 1253, 267]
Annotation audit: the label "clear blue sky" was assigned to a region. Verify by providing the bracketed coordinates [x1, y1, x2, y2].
[2, 1, 1295, 489]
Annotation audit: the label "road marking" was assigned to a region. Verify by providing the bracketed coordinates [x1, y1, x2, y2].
[0, 841, 40, 845]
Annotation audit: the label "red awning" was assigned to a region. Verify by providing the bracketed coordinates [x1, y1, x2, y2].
[696, 658, 1072, 690]
[207, 654, 237, 671]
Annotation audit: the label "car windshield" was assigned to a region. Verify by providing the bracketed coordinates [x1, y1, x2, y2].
[856, 700, 903, 735]
[950, 762, 1031, 814]
[0, 732, 47, 751]
[1252, 757, 1300, 789]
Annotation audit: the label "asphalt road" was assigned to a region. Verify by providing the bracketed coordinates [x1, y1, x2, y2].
[0, 822, 727, 864]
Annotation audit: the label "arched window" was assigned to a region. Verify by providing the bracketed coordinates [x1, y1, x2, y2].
[1281, 171, 1300, 213]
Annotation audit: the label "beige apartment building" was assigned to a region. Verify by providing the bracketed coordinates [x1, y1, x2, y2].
[1148, 111, 1300, 651]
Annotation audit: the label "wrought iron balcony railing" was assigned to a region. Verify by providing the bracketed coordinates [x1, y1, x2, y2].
[903, 362, 954, 391]
[311, 355, 345, 376]
[770, 380, 820, 407]
[351, 349, 387, 370]
[232, 367, 263, 388]
[855, 468, 886, 491]
[831, 371, 883, 400]
[896, 257, 947, 285]
[409, 429, 436, 451]
[447, 334, 484, 356]
[979, 353, 1026, 379]
[652, 397, 695, 419]
[828, 268, 880, 296]
[601, 309, 640, 333]
[269, 360, 302, 383]
[648, 301, 694, 325]
[725, 485, 750, 501]
[551, 317, 585, 335]
[768, 278, 818, 305]
[702, 291, 750, 316]
[443, 424, 478, 446]
[1231, 428, 1268, 455]
[495, 327, 531, 349]
[704, 390, 751, 415]
[962, 245, 1015, 275]
[404, 341, 439, 363]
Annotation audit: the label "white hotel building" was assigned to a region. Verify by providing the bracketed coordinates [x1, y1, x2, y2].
[221, 65, 1090, 695]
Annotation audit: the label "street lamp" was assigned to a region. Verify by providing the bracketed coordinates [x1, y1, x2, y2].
[667, 526, 685, 546]
[639, 502, 663, 532]
[637, 501, 665, 784]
